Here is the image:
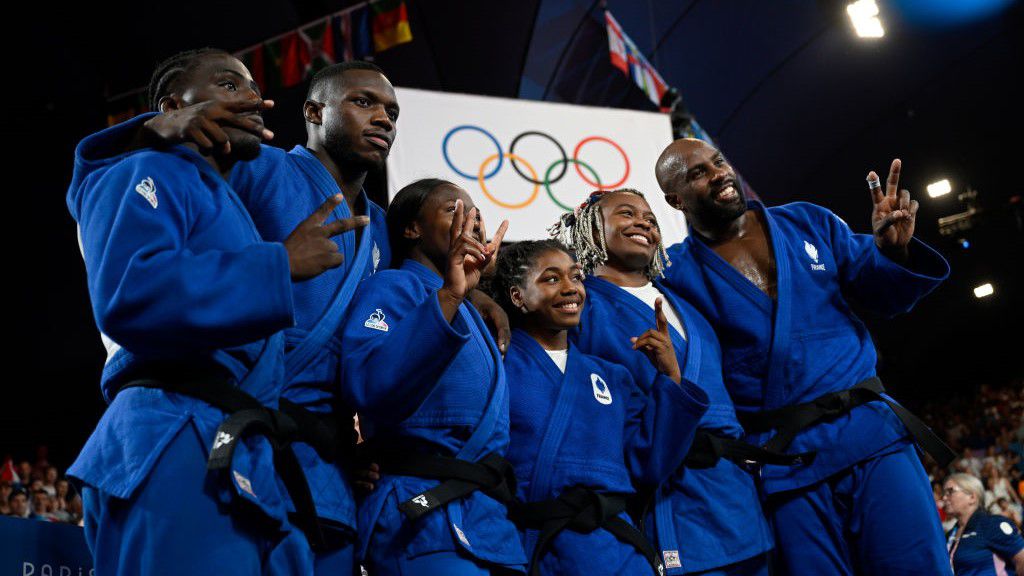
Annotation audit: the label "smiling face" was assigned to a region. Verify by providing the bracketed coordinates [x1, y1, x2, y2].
[308, 69, 399, 171]
[511, 248, 586, 332]
[658, 139, 745, 226]
[163, 53, 265, 161]
[599, 192, 661, 274]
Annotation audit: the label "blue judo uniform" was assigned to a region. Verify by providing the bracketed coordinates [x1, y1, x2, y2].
[573, 277, 773, 575]
[66, 128, 303, 574]
[663, 200, 952, 575]
[340, 259, 528, 575]
[504, 329, 708, 575]
[74, 113, 391, 574]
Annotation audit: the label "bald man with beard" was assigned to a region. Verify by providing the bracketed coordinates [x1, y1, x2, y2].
[654, 138, 954, 575]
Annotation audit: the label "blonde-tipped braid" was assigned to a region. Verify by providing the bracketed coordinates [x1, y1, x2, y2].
[549, 188, 669, 280]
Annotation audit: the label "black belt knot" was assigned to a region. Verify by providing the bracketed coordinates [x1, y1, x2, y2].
[363, 447, 517, 521]
[511, 488, 664, 576]
[115, 377, 354, 552]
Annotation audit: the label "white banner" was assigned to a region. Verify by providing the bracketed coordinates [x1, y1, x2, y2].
[387, 87, 686, 244]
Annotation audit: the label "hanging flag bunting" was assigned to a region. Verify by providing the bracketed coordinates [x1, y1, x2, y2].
[299, 17, 337, 78]
[605, 10, 668, 106]
[107, 1, 405, 124]
[370, 0, 413, 52]
[238, 44, 267, 92]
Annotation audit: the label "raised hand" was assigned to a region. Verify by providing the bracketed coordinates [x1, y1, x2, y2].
[868, 159, 918, 259]
[142, 99, 275, 155]
[283, 194, 368, 281]
[631, 298, 682, 383]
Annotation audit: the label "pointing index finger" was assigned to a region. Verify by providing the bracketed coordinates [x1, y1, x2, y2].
[654, 297, 669, 334]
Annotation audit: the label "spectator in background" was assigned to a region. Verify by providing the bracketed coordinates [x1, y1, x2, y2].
[8, 487, 29, 518]
[15, 461, 32, 489]
[30, 489, 56, 521]
[996, 497, 1023, 529]
[943, 473, 1024, 575]
[41, 466, 58, 497]
[0, 480, 11, 515]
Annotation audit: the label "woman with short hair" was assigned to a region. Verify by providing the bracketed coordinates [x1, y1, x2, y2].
[944, 472, 1024, 575]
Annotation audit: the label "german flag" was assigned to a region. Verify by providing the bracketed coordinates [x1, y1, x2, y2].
[371, 0, 412, 53]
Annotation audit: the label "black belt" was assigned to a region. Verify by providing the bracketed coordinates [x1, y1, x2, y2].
[510, 488, 663, 576]
[118, 377, 355, 551]
[365, 448, 517, 521]
[737, 377, 955, 467]
[683, 429, 814, 470]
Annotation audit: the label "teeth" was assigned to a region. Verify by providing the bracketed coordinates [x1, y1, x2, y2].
[627, 234, 650, 245]
[718, 185, 737, 199]
[556, 302, 579, 310]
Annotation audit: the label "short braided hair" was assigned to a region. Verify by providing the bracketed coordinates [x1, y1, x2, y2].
[490, 239, 572, 325]
[549, 188, 669, 279]
[148, 47, 231, 111]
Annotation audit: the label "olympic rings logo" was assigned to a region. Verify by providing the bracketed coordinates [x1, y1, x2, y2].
[441, 125, 631, 211]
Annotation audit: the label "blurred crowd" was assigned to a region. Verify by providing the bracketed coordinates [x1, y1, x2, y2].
[922, 377, 1024, 529]
[2, 448, 82, 525]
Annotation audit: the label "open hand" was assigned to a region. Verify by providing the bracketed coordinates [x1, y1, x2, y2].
[143, 99, 275, 155]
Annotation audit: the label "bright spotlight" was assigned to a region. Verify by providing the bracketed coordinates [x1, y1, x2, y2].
[927, 179, 952, 198]
[848, 0, 885, 38]
[973, 283, 994, 298]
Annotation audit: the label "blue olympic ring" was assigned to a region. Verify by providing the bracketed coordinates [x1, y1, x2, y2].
[442, 125, 503, 180]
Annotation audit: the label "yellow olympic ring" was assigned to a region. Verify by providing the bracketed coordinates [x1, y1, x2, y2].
[477, 153, 540, 209]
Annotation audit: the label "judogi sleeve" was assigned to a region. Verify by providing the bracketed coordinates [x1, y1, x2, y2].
[76, 156, 294, 356]
[821, 206, 949, 317]
[339, 274, 471, 425]
[620, 365, 709, 487]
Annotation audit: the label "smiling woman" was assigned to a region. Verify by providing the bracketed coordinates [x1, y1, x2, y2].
[491, 239, 707, 576]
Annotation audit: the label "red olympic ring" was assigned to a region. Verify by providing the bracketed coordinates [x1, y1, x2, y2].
[573, 136, 630, 190]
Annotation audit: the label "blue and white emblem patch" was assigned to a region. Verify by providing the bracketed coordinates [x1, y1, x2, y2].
[364, 309, 389, 332]
[135, 177, 158, 208]
[591, 373, 613, 405]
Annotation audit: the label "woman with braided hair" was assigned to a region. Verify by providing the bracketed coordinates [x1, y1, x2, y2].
[490, 239, 708, 575]
[552, 189, 775, 576]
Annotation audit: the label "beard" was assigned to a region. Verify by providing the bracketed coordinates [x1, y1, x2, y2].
[323, 125, 386, 172]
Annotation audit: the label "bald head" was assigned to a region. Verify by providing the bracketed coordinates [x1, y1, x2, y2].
[655, 138, 714, 192]
[655, 137, 745, 228]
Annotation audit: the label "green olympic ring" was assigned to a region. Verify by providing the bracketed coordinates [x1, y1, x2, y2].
[545, 158, 602, 211]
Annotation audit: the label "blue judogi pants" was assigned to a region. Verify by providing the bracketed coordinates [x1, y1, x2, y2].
[765, 443, 950, 576]
[83, 423, 311, 576]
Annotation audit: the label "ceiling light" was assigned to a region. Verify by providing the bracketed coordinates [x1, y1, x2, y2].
[927, 179, 952, 198]
[847, 0, 885, 38]
[973, 283, 994, 298]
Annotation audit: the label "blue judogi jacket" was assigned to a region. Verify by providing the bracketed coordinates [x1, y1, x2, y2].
[339, 259, 527, 570]
[66, 130, 295, 524]
[72, 112, 390, 532]
[504, 329, 707, 575]
[230, 143, 390, 533]
[663, 201, 950, 493]
[573, 278, 773, 573]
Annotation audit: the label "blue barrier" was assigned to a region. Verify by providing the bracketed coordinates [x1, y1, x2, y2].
[0, 516, 93, 576]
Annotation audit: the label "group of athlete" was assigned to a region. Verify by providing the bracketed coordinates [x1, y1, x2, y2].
[66, 48, 956, 575]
